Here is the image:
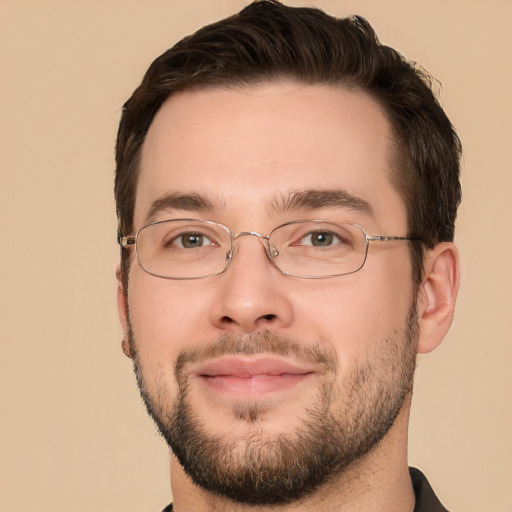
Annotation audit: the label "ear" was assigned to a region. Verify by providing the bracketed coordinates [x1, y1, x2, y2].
[116, 264, 133, 359]
[416, 242, 460, 354]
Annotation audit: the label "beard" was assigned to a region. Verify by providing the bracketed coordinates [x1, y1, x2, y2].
[128, 304, 418, 506]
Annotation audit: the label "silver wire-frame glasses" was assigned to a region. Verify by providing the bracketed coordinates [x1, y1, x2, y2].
[119, 219, 413, 280]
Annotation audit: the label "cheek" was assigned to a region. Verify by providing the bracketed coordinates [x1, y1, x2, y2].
[293, 250, 414, 360]
[127, 270, 213, 371]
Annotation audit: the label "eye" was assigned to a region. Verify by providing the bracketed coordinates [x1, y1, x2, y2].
[301, 230, 341, 247]
[170, 232, 213, 249]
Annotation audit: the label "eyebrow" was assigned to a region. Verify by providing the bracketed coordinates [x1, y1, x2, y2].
[144, 188, 373, 224]
[145, 192, 215, 222]
[268, 189, 374, 217]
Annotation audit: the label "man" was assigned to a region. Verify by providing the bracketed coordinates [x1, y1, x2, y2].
[114, 1, 461, 511]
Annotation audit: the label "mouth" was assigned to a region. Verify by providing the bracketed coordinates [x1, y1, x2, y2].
[191, 356, 316, 396]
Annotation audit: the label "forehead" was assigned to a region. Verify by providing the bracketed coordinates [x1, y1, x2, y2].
[135, 81, 405, 230]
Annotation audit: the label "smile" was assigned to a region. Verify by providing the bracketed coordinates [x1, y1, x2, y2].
[192, 356, 316, 396]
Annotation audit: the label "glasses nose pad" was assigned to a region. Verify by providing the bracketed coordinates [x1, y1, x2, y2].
[263, 238, 279, 261]
[269, 246, 279, 258]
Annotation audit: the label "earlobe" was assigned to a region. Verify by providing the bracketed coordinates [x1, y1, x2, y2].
[116, 264, 133, 359]
[121, 337, 133, 359]
[416, 242, 460, 354]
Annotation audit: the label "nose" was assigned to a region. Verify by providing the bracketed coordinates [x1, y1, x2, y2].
[209, 234, 294, 333]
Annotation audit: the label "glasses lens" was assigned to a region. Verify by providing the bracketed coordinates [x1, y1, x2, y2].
[269, 221, 367, 278]
[136, 220, 231, 279]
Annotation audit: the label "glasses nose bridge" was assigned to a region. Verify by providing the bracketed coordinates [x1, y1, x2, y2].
[231, 230, 274, 260]
[233, 230, 268, 241]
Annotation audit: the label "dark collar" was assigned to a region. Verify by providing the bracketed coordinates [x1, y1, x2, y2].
[410, 467, 450, 512]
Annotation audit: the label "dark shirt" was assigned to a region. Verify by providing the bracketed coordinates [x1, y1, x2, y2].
[161, 467, 449, 511]
[410, 467, 450, 512]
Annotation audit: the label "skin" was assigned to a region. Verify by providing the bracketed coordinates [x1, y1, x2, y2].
[117, 82, 459, 511]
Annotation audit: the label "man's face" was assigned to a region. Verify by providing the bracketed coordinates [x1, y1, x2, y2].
[120, 82, 419, 504]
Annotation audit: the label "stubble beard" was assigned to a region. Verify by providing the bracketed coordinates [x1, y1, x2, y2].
[128, 305, 419, 506]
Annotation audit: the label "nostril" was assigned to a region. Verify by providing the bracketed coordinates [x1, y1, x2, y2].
[262, 314, 277, 321]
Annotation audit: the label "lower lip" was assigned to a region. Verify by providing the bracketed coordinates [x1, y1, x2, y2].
[200, 373, 313, 396]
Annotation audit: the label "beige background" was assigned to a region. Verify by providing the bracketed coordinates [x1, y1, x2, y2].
[1, 1, 511, 511]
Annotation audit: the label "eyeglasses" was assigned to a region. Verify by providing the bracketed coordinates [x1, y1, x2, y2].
[119, 219, 413, 280]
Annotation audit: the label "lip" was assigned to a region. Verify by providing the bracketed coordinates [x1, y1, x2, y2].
[192, 356, 316, 396]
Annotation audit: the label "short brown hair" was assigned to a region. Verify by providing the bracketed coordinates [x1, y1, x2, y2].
[115, 0, 462, 284]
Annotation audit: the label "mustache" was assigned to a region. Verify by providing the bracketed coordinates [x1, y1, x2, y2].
[174, 331, 338, 380]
